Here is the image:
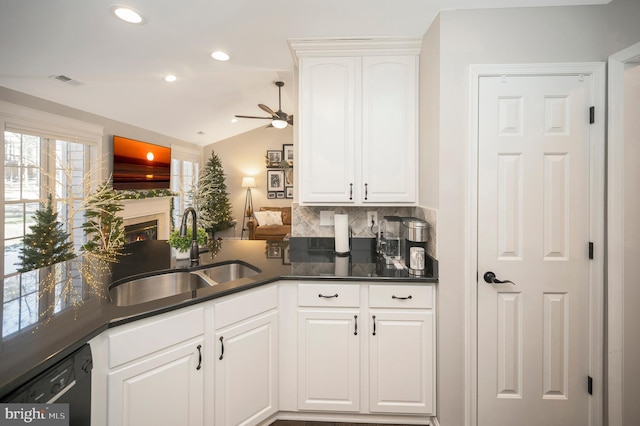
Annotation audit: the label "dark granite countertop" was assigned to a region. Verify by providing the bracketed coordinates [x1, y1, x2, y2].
[0, 237, 437, 398]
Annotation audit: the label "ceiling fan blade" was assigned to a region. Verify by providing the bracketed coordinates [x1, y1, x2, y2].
[235, 115, 272, 120]
[287, 115, 294, 126]
[258, 104, 277, 117]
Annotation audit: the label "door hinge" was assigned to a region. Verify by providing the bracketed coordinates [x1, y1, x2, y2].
[588, 376, 593, 395]
[589, 106, 595, 124]
[589, 242, 594, 259]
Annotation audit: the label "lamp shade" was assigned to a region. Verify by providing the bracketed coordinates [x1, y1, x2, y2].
[241, 176, 256, 188]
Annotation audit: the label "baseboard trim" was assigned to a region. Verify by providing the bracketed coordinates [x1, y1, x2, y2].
[258, 410, 435, 425]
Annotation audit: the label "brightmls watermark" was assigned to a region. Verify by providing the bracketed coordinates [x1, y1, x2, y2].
[0, 404, 68, 425]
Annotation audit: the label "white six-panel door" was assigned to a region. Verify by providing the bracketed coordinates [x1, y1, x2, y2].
[477, 74, 591, 426]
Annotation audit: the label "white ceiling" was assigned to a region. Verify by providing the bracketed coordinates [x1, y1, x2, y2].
[0, 0, 608, 146]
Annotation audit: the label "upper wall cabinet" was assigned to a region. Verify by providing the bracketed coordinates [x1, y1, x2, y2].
[291, 38, 421, 206]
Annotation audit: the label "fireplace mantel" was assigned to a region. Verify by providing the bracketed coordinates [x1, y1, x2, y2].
[119, 196, 172, 240]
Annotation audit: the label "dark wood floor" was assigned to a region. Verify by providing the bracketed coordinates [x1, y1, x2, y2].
[270, 421, 410, 426]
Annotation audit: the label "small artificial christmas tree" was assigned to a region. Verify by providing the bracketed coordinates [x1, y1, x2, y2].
[81, 181, 126, 263]
[18, 195, 75, 272]
[196, 151, 234, 236]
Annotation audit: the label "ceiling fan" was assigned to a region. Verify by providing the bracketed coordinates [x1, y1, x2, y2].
[235, 81, 293, 129]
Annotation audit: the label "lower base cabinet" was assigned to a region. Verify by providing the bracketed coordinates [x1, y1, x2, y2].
[295, 283, 436, 417]
[92, 281, 435, 425]
[107, 338, 205, 426]
[297, 309, 360, 412]
[214, 311, 278, 425]
[369, 310, 434, 414]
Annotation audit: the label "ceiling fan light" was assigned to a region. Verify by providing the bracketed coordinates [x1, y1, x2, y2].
[272, 119, 287, 129]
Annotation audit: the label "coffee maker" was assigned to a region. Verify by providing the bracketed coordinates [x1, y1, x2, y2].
[400, 218, 428, 276]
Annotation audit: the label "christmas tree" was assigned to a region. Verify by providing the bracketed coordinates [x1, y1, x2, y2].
[196, 151, 234, 236]
[18, 195, 75, 272]
[81, 181, 126, 263]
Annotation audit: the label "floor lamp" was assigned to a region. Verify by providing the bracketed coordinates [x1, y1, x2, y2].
[240, 176, 256, 239]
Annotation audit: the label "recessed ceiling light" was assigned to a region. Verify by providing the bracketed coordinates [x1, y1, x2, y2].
[164, 75, 177, 82]
[231, 118, 238, 123]
[211, 51, 231, 62]
[112, 5, 145, 24]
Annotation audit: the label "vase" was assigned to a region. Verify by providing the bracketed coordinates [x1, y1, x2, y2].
[174, 248, 190, 260]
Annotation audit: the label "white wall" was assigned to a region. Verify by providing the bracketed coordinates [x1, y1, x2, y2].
[427, 5, 608, 425]
[203, 125, 293, 238]
[0, 86, 197, 174]
[419, 14, 440, 211]
[623, 61, 640, 426]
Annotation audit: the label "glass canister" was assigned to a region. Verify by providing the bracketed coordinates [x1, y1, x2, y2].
[382, 216, 402, 260]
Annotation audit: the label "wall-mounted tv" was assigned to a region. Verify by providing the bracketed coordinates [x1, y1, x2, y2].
[112, 135, 171, 190]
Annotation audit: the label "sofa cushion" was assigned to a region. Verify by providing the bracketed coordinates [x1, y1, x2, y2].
[259, 207, 291, 225]
[265, 210, 283, 226]
[253, 211, 269, 226]
[255, 225, 289, 238]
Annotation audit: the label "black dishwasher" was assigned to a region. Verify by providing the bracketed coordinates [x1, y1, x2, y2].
[1, 343, 93, 426]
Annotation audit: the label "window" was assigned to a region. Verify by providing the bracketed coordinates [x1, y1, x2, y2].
[1, 102, 103, 337]
[171, 145, 200, 230]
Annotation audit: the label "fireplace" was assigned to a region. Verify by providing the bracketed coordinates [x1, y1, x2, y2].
[118, 196, 172, 241]
[124, 219, 158, 243]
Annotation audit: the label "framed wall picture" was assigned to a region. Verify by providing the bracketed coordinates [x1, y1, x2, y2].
[283, 144, 294, 166]
[267, 170, 285, 192]
[267, 192, 276, 199]
[266, 241, 282, 258]
[286, 186, 293, 199]
[276, 192, 285, 199]
[267, 150, 282, 167]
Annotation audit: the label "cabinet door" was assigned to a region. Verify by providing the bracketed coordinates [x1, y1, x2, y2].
[297, 309, 360, 412]
[300, 57, 359, 204]
[369, 310, 434, 414]
[107, 339, 204, 426]
[361, 56, 418, 204]
[214, 311, 278, 426]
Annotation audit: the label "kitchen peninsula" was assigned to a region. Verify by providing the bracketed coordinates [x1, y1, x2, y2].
[1, 238, 437, 425]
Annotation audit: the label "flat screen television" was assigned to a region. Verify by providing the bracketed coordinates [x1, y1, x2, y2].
[112, 135, 171, 190]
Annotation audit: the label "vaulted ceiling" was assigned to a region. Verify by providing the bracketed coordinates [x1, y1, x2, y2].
[0, 0, 609, 145]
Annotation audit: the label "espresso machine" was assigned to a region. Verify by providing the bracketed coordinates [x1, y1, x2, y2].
[400, 217, 428, 276]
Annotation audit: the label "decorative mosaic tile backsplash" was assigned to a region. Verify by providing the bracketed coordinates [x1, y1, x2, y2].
[291, 204, 437, 258]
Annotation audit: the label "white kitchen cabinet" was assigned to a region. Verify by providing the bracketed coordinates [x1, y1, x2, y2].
[95, 306, 208, 426]
[294, 39, 420, 205]
[295, 282, 435, 417]
[368, 284, 436, 415]
[297, 283, 361, 412]
[297, 309, 361, 412]
[361, 56, 417, 204]
[107, 338, 205, 426]
[299, 56, 358, 204]
[213, 285, 278, 426]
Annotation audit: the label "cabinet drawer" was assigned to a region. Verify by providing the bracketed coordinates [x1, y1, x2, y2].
[298, 283, 360, 307]
[369, 284, 433, 309]
[215, 285, 277, 329]
[108, 306, 205, 369]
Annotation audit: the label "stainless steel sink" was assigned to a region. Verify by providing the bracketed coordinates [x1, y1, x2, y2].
[109, 261, 262, 307]
[195, 262, 260, 284]
[109, 271, 214, 307]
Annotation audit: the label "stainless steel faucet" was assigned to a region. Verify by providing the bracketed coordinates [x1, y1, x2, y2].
[179, 207, 200, 266]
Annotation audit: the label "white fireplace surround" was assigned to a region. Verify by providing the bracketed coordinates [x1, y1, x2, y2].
[119, 197, 172, 240]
